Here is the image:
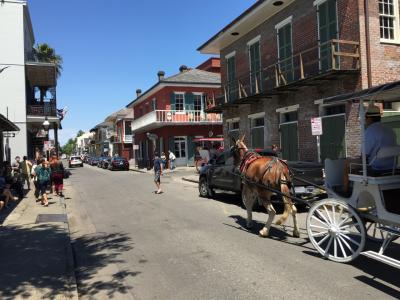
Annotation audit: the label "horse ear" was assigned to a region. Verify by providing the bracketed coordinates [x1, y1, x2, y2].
[240, 134, 245, 142]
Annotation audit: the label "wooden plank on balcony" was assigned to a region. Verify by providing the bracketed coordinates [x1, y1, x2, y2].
[334, 52, 360, 58]
[331, 39, 359, 45]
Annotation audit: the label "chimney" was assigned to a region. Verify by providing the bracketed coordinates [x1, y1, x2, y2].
[179, 65, 188, 73]
[157, 71, 165, 81]
[136, 89, 142, 98]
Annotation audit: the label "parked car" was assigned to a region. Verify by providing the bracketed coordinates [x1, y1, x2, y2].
[69, 155, 83, 168]
[108, 157, 129, 171]
[198, 149, 324, 200]
[89, 156, 100, 166]
[97, 157, 108, 168]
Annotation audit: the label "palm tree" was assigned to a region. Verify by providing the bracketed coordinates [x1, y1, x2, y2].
[33, 43, 63, 103]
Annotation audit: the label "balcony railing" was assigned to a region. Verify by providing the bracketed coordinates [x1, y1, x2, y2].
[131, 110, 222, 131]
[27, 103, 57, 116]
[219, 39, 360, 105]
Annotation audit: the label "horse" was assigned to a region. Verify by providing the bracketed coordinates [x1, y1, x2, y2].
[231, 135, 300, 238]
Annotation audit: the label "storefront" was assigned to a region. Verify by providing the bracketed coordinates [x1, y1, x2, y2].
[0, 113, 20, 163]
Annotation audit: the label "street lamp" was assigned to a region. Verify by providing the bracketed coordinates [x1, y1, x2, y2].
[42, 116, 50, 132]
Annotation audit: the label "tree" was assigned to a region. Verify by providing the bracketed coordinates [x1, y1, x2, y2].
[61, 130, 85, 155]
[33, 43, 63, 103]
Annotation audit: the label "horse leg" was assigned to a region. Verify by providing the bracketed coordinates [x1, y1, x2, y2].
[275, 182, 292, 226]
[242, 184, 255, 228]
[291, 204, 300, 238]
[259, 200, 276, 238]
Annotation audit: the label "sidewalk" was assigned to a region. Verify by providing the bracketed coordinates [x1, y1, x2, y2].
[0, 191, 79, 300]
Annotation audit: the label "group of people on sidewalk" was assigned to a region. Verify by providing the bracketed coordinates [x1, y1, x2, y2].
[0, 155, 66, 210]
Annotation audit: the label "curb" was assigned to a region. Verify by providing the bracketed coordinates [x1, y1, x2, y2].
[129, 168, 148, 173]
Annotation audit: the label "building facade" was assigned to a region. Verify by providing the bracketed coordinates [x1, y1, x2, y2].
[199, 0, 400, 162]
[127, 59, 223, 168]
[0, 0, 60, 159]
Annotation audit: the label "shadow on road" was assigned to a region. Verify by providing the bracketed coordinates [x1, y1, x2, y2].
[72, 231, 139, 298]
[0, 224, 76, 299]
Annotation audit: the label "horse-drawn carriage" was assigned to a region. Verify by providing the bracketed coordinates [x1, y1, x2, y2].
[233, 81, 400, 269]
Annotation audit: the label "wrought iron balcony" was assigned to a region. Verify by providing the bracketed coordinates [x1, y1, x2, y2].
[219, 39, 360, 106]
[131, 110, 222, 132]
[27, 102, 57, 117]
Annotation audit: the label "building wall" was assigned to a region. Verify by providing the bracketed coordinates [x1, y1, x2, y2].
[0, 1, 33, 159]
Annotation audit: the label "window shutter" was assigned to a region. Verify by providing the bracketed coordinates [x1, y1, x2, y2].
[170, 93, 176, 110]
[185, 93, 194, 110]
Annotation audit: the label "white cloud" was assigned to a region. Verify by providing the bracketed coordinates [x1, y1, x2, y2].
[54, 128, 79, 146]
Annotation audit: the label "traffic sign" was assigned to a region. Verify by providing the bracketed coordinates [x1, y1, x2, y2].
[3, 133, 15, 138]
[311, 117, 323, 136]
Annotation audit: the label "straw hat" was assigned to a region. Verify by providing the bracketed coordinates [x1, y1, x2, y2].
[365, 104, 381, 117]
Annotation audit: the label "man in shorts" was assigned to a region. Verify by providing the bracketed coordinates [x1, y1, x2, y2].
[154, 152, 163, 194]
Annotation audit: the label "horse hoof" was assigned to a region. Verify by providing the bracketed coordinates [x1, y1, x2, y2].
[293, 230, 300, 238]
[259, 228, 269, 237]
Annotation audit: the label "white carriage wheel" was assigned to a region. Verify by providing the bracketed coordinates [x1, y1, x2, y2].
[306, 199, 366, 263]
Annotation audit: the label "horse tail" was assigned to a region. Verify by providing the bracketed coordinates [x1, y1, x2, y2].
[275, 168, 293, 226]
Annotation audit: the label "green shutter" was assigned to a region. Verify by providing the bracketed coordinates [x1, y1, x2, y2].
[280, 123, 298, 161]
[185, 93, 194, 110]
[170, 93, 176, 110]
[278, 24, 293, 83]
[318, 0, 338, 71]
[320, 115, 345, 161]
[187, 136, 195, 166]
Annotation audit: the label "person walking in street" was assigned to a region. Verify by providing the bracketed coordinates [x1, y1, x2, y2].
[168, 150, 176, 171]
[153, 152, 163, 194]
[50, 156, 65, 197]
[31, 159, 41, 201]
[21, 156, 32, 190]
[33, 159, 51, 206]
[11, 156, 21, 174]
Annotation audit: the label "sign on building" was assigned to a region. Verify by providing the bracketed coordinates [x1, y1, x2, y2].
[311, 117, 323, 136]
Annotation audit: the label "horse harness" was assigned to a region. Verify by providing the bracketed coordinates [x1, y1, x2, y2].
[238, 151, 293, 188]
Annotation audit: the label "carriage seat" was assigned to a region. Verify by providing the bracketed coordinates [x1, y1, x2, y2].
[350, 146, 400, 177]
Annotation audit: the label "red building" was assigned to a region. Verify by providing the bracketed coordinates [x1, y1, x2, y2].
[127, 59, 222, 168]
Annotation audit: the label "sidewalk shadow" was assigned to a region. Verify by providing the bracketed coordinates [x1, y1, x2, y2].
[0, 198, 22, 225]
[72, 231, 139, 298]
[0, 224, 76, 299]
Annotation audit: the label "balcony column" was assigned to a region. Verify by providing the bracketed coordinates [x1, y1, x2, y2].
[54, 124, 59, 157]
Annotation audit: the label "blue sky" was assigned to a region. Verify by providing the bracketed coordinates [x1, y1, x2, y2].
[28, 0, 255, 145]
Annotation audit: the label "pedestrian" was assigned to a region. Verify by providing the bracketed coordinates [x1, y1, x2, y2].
[31, 159, 41, 201]
[168, 150, 176, 171]
[21, 156, 32, 190]
[160, 152, 167, 169]
[33, 159, 51, 206]
[50, 156, 65, 197]
[153, 152, 163, 194]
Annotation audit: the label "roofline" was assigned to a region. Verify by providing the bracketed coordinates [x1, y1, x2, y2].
[0, 114, 20, 131]
[197, 0, 265, 52]
[126, 81, 221, 108]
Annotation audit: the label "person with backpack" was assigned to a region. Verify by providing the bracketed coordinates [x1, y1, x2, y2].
[33, 159, 51, 206]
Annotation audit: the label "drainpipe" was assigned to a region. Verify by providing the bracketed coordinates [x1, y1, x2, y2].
[364, 0, 372, 88]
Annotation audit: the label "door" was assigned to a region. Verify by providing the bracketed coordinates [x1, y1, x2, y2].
[320, 115, 345, 161]
[193, 94, 202, 120]
[277, 22, 293, 84]
[280, 122, 299, 161]
[174, 136, 187, 166]
[318, 0, 338, 71]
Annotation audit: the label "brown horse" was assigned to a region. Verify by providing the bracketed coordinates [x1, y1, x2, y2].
[232, 135, 300, 238]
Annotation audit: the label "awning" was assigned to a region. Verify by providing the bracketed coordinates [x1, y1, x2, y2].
[0, 114, 19, 131]
[193, 138, 224, 142]
[319, 80, 400, 105]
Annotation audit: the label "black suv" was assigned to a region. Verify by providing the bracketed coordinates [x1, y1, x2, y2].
[198, 149, 324, 199]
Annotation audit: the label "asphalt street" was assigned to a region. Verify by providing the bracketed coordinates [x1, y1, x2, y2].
[66, 164, 400, 300]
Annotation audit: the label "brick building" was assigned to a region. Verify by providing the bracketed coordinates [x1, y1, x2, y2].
[198, 0, 400, 162]
[127, 58, 223, 168]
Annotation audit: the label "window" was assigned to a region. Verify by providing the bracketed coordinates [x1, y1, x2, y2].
[282, 111, 298, 123]
[228, 120, 240, 145]
[324, 104, 345, 116]
[250, 116, 265, 149]
[175, 93, 184, 111]
[226, 53, 237, 102]
[248, 36, 262, 94]
[174, 137, 186, 158]
[152, 98, 157, 111]
[193, 94, 202, 111]
[379, 0, 399, 41]
[276, 16, 293, 84]
[125, 121, 132, 135]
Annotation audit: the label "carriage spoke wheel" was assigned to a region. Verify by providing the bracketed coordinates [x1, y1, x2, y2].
[307, 199, 365, 263]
